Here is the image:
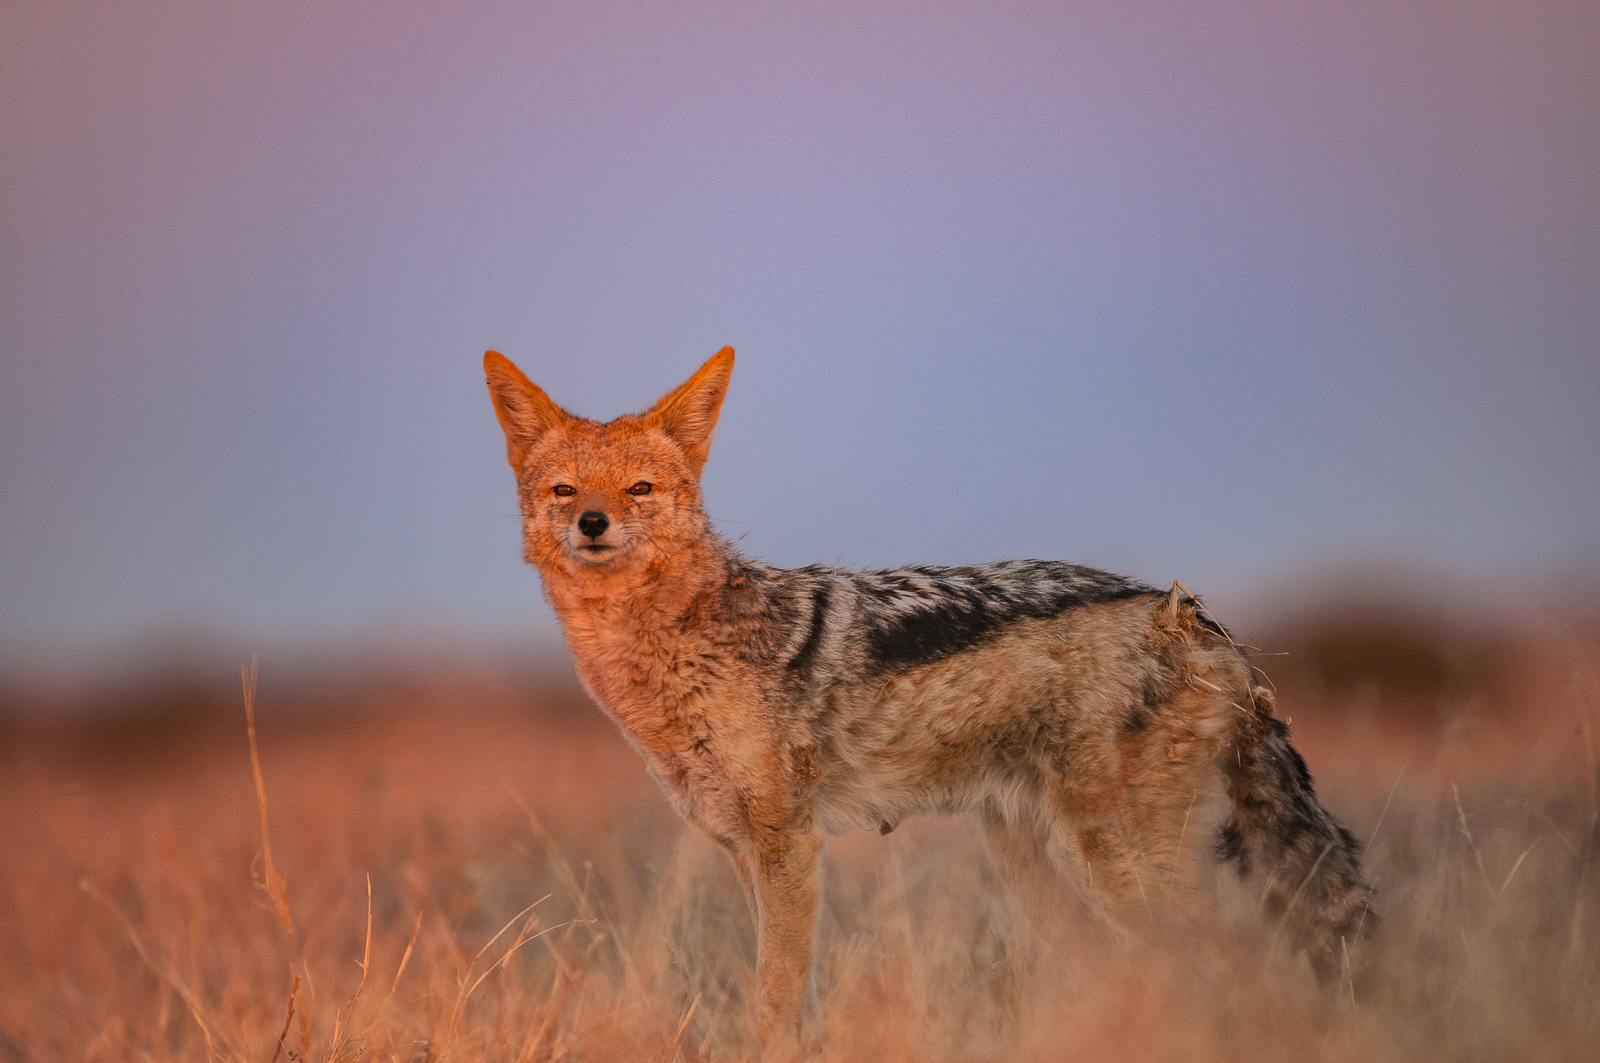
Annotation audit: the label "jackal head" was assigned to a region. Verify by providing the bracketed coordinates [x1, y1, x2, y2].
[483, 347, 734, 577]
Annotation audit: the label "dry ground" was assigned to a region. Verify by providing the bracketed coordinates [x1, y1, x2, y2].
[2, 607, 1597, 1062]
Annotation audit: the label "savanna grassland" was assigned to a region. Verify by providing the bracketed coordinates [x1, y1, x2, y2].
[2, 604, 1597, 1062]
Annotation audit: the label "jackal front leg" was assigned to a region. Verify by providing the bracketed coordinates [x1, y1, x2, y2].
[750, 828, 822, 1058]
[981, 808, 1072, 929]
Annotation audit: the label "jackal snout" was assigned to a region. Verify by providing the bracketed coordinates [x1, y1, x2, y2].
[567, 494, 623, 564]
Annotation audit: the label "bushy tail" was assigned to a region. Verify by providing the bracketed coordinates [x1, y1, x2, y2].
[1218, 684, 1375, 979]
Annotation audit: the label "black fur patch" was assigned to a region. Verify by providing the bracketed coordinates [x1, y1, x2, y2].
[1269, 717, 1320, 814]
[1140, 669, 1177, 711]
[787, 584, 831, 673]
[1216, 817, 1247, 874]
[858, 561, 1155, 669]
[1190, 605, 1231, 641]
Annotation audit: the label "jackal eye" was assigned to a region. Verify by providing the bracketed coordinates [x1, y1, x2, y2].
[552, 484, 576, 497]
[626, 482, 653, 496]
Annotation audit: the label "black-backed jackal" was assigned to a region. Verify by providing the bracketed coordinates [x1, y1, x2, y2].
[484, 347, 1373, 1057]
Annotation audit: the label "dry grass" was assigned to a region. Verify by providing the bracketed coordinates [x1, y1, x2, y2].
[2, 618, 1597, 1062]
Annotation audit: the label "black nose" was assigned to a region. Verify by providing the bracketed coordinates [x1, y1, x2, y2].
[577, 511, 609, 540]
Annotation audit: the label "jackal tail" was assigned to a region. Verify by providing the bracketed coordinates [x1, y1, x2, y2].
[1218, 683, 1375, 978]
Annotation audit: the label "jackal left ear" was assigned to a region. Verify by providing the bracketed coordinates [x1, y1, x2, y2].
[484, 350, 574, 469]
[649, 346, 734, 475]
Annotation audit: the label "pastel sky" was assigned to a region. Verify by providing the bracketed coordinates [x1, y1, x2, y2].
[2, 0, 1597, 659]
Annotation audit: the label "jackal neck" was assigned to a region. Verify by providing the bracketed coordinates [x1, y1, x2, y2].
[537, 535, 746, 720]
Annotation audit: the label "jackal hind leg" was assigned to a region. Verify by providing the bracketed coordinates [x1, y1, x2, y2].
[980, 807, 1080, 933]
[1068, 816, 1190, 934]
[981, 802, 1166, 955]
[1048, 767, 1217, 946]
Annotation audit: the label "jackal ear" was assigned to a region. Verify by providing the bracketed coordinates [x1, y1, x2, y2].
[649, 346, 734, 475]
[484, 351, 573, 469]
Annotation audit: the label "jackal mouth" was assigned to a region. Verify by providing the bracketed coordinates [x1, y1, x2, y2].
[574, 542, 620, 565]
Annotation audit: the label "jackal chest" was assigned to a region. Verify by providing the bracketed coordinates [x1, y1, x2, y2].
[636, 732, 750, 845]
[572, 657, 762, 845]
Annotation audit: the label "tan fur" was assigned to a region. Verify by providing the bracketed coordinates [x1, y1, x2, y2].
[483, 347, 1371, 1058]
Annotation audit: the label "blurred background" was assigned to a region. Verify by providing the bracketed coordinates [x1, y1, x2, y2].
[1, 0, 1596, 738]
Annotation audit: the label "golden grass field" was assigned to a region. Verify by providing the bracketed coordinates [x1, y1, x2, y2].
[2, 601, 1597, 1062]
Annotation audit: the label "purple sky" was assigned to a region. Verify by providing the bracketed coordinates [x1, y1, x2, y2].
[2, 0, 1597, 660]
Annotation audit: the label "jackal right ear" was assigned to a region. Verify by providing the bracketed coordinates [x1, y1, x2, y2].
[484, 351, 572, 469]
[649, 346, 735, 476]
